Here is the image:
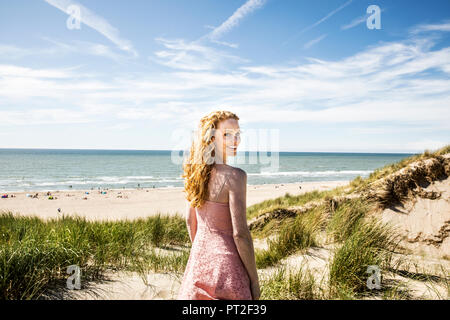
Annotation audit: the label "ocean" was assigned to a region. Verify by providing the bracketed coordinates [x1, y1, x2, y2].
[0, 148, 416, 192]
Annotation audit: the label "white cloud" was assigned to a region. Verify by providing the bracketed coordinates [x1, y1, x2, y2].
[44, 0, 137, 57]
[303, 34, 327, 49]
[346, 124, 449, 135]
[411, 21, 450, 34]
[210, 39, 239, 49]
[0, 64, 78, 79]
[302, 0, 353, 33]
[0, 39, 128, 62]
[1, 26, 450, 142]
[150, 0, 266, 70]
[206, 0, 266, 41]
[341, 14, 367, 30]
[0, 108, 95, 125]
[106, 123, 133, 131]
[43, 37, 128, 62]
[341, 8, 386, 30]
[283, 0, 353, 45]
[404, 140, 449, 153]
[0, 45, 58, 59]
[150, 38, 248, 71]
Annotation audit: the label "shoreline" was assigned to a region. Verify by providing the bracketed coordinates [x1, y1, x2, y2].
[0, 179, 350, 194]
[0, 180, 351, 221]
[0, 185, 185, 194]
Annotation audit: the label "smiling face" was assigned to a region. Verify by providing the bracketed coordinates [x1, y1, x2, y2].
[212, 118, 241, 164]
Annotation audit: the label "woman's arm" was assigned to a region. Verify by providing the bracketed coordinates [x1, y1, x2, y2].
[185, 200, 197, 243]
[228, 168, 260, 299]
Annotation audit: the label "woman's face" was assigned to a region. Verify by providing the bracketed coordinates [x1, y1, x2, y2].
[213, 118, 241, 163]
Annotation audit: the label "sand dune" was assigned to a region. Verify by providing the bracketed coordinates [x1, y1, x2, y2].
[375, 154, 450, 259]
[247, 150, 450, 299]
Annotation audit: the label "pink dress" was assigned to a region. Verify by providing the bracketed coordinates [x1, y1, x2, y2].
[176, 199, 252, 300]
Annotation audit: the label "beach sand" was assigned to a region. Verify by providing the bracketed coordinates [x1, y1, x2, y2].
[0, 181, 350, 221]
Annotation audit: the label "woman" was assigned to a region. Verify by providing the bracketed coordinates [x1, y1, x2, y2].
[177, 110, 260, 300]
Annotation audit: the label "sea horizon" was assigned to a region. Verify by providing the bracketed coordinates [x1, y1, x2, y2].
[0, 147, 419, 154]
[0, 148, 417, 192]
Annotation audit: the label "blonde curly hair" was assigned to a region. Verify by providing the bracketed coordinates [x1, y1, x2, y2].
[182, 110, 239, 208]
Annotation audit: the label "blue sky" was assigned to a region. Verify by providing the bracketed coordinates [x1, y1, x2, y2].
[0, 0, 449, 153]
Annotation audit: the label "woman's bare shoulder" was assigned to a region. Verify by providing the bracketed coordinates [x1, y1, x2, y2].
[214, 164, 246, 179]
[223, 165, 246, 185]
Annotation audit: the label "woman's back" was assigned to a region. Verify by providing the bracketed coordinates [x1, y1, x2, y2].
[177, 164, 252, 300]
[204, 164, 232, 203]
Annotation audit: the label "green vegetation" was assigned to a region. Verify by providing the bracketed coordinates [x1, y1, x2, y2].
[255, 205, 326, 268]
[260, 264, 320, 300]
[0, 212, 189, 299]
[246, 187, 349, 220]
[256, 197, 401, 299]
[326, 197, 371, 243]
[328, 215, 400, 298]
[348, 144, 450, 194]
[251, 144, 450, 299]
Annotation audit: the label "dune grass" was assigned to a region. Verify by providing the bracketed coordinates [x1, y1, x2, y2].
[246, 187, 348, 221]
[348, 144, 450, 194]
[254, 192, 403, 299]
[255, 205, 327, 268]
[326, 197, 372, 243]
[260, 264, 321, 300]
[251, 216, 290, 239]
[130, 248, 190, 285]
[258, 145, 450, 299]
[328, 216, 400, 298]
[0, 211, 190, 299]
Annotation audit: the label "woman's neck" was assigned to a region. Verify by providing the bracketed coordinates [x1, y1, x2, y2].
[214, 153, 226, 165]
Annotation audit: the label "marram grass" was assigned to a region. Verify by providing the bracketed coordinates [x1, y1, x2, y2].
[255, 205, 326, 268]
[0, 212, 190, 300]
[328, 216, 400, 298]
[260, 264, 321, 300]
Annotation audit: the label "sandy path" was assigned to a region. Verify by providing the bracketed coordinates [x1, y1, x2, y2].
[46, 271, 184, 300]
[0, 181, 350, 221]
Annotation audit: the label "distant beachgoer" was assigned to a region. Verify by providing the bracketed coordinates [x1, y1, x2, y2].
[177, 110, 259, 301]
